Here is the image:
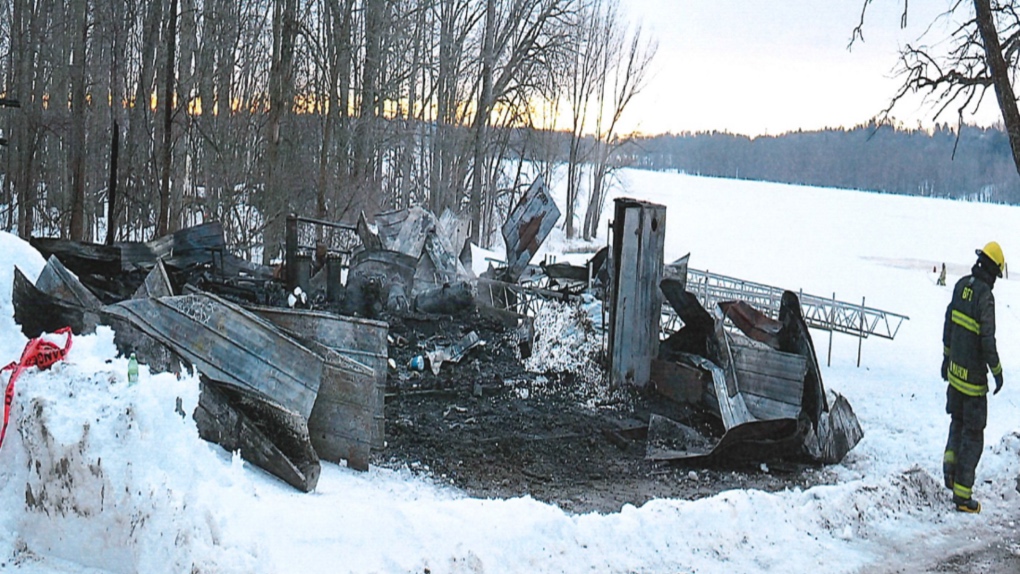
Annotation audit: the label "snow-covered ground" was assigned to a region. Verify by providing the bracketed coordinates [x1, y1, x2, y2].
[3, 171, 1020, 573]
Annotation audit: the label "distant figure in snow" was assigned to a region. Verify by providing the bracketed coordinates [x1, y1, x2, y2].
[941, 242, 1006, 514]
[937, 263, 947, 286]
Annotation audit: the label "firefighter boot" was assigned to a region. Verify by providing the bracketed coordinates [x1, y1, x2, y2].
[953, 494, 981, 514]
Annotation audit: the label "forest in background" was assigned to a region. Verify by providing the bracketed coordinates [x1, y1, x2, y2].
[621, 123, 1020, 204]
[0, 0, 653, 259]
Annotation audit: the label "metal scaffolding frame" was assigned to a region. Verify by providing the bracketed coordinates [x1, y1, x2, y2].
[678, 268, 909, 340]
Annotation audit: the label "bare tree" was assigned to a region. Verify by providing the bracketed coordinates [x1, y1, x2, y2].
[263, 0, 299, 262]
[0, 0, 597, 255]
[853, 0, 1020, 178]
[582, 7, 654, 240]
[563, 0, 605, 239]
[468, 0, 575, 244]
[156, 0, 178, 238]
[68, 0, 89, 240]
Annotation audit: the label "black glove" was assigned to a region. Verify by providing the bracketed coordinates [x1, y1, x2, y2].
[994, 372, 1004, 395]
[941, 356, 949, 381]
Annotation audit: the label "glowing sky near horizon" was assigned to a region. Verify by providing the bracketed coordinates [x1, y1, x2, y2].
[619, 0, 1002, 136]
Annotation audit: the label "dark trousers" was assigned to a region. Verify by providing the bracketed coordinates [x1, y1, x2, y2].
[944, 386, 987, 498]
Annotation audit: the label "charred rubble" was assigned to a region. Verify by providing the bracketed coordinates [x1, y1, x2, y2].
[11, 179, 865, 504]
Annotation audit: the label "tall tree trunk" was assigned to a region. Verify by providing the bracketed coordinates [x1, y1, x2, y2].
[974, 0, 1020, 179]
[68, 0, 88, 240]
[126, 0, 163, 238]
[354, 0, 383, 190]
[106, 122, 120, 245]
[336, 0, 354, 182]
[317, 0, 342, 221]
[157, 0, 178, 238]
[264, 0, 298, 263]
[397, 1, 426, 211]
[469, 0, 494, 244]
[13, 0, 50, 238]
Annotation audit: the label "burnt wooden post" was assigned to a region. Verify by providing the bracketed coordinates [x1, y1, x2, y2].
[105, 121, 119, 246]
[294, 249, 312, 294]
[608, 198, 666, 388]
[326, 252, 343, 302]
[285, 213, 299, 291]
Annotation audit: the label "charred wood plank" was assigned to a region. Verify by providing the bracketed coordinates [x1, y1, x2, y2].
[376, 206, 432, 259]
[307, 362, 376, 471]
[650, 358, 706, 404]
[194, 379, 319, 492]
[728, 341, 807, 406]
[131, 259, 174, 299]
[118, 221, 225, 270]
[658, 278, 715, 361]
[719, 300, 782, 348]
[100, 309, 184, 375]
[607, 199, 667, 388]
[778, 291, 828, 425]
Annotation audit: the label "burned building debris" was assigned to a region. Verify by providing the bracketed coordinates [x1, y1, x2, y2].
[10, 181, 894, 505]
[648, 278, 864, 464]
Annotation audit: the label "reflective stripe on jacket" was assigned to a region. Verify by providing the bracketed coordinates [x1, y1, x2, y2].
[943, 269, 1001, 396]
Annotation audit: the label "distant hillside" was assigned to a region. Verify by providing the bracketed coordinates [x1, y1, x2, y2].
[615, 123, 1020, 204]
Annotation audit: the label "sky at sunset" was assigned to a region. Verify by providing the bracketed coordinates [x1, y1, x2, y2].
[621, 0, 1003, 136]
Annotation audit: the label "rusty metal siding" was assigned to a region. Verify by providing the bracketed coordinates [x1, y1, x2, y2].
[501, 178, 561, 283]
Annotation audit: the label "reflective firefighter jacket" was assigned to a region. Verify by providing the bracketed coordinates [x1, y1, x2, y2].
[943, 269, 1002, 396]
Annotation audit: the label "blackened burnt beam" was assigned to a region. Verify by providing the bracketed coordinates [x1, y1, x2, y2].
[0, 98, 21, 108]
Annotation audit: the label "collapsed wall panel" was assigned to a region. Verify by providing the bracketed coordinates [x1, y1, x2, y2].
[726, 340, 806, 421]
[35, 255, 104, 309]
[247, 305, 388, 461]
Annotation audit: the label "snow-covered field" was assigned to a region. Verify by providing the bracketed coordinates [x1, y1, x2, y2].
[3, 170, 1020, 573]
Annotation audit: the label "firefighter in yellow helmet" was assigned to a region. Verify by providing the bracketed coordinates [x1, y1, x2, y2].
[941, 241, 1005, 513]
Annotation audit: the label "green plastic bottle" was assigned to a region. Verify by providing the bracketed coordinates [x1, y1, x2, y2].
[128, 353, 139, 385]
